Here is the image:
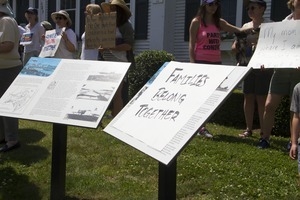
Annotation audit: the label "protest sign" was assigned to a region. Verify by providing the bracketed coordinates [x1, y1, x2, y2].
[85, 12, 116, 49]
[39, 29, 61, 58]
[248, 20, 300, 69]
[20, 32, 33, 45]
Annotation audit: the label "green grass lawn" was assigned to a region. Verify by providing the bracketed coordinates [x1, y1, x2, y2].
[0, 91, 299, 199]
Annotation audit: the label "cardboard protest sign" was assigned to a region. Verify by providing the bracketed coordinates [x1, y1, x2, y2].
[85, 12, 116, 49]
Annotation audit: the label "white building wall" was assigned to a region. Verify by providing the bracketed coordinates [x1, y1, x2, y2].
[133, 0, 175, 56]
[148, 1, 165, 50]
[172, 0, 188, 62]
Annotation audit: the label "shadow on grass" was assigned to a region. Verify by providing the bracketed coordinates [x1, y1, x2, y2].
[0, 167, 42, 199]
[2, 128, 49, 165]
[0, 128, 50, 199]
[66, 196, 110, 200]
[213, 134, 289, 153]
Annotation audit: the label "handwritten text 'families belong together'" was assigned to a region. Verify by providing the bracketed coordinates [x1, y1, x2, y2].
[135, 68, 210, 122]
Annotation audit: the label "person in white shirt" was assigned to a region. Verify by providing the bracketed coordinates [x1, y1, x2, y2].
[50, 10, 77, 59]
[22, 7, 45, 65]
[80, 4, 101, 60]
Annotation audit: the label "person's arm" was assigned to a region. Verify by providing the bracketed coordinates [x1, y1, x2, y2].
[189, 18, 200, 63]
[290, 112, 300, 160]
[0, 41, 14, 53]
[110, 43, 131, 51]
[231, 40, 237, 52]
[39, 25, 46, 46]
[61, 29, 76, 53]
[220, 18, 252, 34]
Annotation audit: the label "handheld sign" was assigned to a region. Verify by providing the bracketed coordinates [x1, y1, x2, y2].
[85, 12, 116, 49]
[39, 29, 61, 58]
[20, 32, 33, 45]
[248, 20, 300, 69]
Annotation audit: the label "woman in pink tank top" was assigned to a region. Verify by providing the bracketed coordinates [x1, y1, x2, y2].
[189, 0, 251, 137]
[189, 0, 249, 64]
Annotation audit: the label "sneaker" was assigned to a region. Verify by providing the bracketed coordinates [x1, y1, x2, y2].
[197, 127, 213, 138]
[239, 130, 252, 138]
[257, 138, 270, 149]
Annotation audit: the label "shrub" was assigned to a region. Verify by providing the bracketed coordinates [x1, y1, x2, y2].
[128, 50, 175, 98]
[210, 90, 290, 138]
[272, 96, 290, 137]
[209, 90, 259, 129]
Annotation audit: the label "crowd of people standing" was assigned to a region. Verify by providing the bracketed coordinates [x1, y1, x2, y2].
[0, 0, 300, 175]
[0, 0, 133, 152]
[189, 0, 300, 175]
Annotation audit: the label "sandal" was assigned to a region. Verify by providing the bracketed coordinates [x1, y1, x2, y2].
[239, 130, 252, 137]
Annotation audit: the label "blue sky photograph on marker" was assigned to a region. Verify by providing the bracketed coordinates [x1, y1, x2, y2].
[21, 57, 61, 77]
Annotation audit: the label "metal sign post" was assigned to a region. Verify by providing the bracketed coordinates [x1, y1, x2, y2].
[50, 123, 68, 200]
[158, 158, 177, 200]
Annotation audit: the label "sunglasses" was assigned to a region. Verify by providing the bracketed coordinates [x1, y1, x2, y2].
[246, 6, 258, 11]
[207, 2, 219, 6]
[55, 16, 65, 20]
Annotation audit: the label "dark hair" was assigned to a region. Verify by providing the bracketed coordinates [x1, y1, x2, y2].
[247, 1, 267, 12]
[116, 5, 129, 27]
[195, 2, 221, 29]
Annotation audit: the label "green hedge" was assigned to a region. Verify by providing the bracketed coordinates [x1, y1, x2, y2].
[210, 91, 290, 137]
[128, 50, 175, 98]
[272, 96, 290, 137]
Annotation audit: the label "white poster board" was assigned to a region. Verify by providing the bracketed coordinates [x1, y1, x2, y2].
[0, 57, 130, 128]
[39, 29, 61, 58]
[104, 61, 251, 164]
[248, 20, 300, 69]
[20, 32, 33, 45]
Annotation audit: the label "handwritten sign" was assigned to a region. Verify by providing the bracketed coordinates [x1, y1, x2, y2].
[248, 20, 300, 68]
[111, 61, 235, 151]
[85, 12, 116, 49]
[39, 29, 61, 58]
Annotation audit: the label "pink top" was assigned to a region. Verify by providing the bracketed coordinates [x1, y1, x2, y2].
[194, 21, 221, 63]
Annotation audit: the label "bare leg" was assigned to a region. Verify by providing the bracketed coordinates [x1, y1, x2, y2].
[256, 94, 268, 132]
[261, 93, 283, 140]
[244, 94, 255, 131]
